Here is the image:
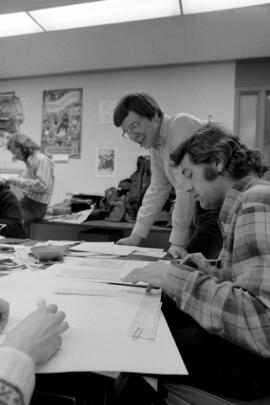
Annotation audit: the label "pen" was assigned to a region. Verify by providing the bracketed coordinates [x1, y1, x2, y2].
[104, 282, 160, 290]
[171, 258, 220, 265]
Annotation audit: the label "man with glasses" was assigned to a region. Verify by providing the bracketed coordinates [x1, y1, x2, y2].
[113, 92, 222, 258]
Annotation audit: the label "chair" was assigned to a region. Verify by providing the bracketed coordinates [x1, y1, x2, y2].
[164, 384, 270, 405]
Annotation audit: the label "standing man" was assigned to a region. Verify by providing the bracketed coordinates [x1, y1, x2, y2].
[123, 122, 270, 401]
[114, 92, 222, 258]
[6, 133, 54, 227]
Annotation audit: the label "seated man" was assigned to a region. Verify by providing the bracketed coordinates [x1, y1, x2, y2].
[123, 122, 270, 401]
[0, 179, 26, 238]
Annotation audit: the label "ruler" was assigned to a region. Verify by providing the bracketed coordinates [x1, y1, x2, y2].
[127, 291, 162, 340]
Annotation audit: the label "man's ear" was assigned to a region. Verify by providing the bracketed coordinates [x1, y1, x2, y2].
[211, 154, 225, 174]
[216, 161, 224, 173]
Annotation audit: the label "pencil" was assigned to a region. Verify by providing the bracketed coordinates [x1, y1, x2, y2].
[105, 282, 160, 290]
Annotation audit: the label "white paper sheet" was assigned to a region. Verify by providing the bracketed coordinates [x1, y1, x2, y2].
[0, 271, 187, 375]
[71, 242, 135, 256]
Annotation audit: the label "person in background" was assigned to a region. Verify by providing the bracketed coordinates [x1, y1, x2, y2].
[123, 122, 270, 401]
[113, 92, 222, 259]
[0, 297, 68, 405]
[6, 133, 54, 228]
[0, 180, 26, 238]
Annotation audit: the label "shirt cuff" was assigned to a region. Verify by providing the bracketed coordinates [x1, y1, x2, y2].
[163, 264, 195, 304]
[132, 222, 150, 240]
[0, 346, 35, 405]
[169, 228, 189, 247]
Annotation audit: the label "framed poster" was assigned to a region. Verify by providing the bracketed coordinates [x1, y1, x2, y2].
[0, 92, 24, 173]
[96, 148, 116, 177]
[41, 88, 82, 158]
[99, 100, 116, 124]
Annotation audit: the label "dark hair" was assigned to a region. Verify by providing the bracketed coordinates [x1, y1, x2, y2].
[7, 133, 40, 161]
[113, 92, 163, 127]
[170, 122, 268, 179]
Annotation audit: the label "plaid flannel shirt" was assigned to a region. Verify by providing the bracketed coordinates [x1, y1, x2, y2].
[164, 175, 270, 357]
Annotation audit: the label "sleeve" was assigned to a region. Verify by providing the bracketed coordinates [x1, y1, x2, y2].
[0, 347, 35, 405]
[132, 151, 172, 240]
[168, 114, 202, 246]
[164, 196, 270, 357]
[0, 190, 26, 238]
[9, 157, 52, 194]
[169, 165, 194, 246]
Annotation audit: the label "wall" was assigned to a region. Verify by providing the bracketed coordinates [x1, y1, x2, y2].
[0, 62, 235, 205]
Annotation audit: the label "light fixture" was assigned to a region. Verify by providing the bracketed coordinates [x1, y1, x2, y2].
[29, 0, 180, 31]
[0, 12, 43, 38]
[181, 0, 270, 14]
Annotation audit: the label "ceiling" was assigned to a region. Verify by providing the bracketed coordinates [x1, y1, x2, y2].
[1, 0, 270, 79]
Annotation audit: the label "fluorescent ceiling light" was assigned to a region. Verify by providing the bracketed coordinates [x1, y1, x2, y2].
[182, 0, 270, 14]
[29, 0, 180, 31]
[0, 12, 43, 37]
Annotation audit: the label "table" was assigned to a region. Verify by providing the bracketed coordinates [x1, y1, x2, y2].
[30, 219, 171, 249]
[0, 249, 186, 376]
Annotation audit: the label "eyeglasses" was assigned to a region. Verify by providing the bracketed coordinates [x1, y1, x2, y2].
[121, 119, 143, 139]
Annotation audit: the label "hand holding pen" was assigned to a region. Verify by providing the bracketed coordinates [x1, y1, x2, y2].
[173, 252, 220, 273]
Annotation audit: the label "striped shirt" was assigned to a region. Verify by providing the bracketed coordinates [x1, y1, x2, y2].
[164, 175, 270, 357]
[0, 347, 35, 405]
[10, 151, 54, 205]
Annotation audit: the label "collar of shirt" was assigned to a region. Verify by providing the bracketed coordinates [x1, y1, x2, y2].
[26, 150, 40, 167]
[219, 175, 259, 227]
[153, 114, 170, 150]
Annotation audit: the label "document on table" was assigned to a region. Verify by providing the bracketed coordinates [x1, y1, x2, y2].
[70, 242, 135, 256]
[35, 257, 149, 283]
[132, 246, 166, 258]
[0, 271, 187, 376]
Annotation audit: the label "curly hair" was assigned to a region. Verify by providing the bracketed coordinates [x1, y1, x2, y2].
[7, 133, 40, 161]
[113, 92, 163, 127]
[170, 122, 268, 179]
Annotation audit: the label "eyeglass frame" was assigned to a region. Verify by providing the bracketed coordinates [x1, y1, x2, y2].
[121, 119, 144, 140]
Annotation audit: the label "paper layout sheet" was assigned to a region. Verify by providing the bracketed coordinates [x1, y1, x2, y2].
[70, 242, 135, 256]
[32, 257, 150, 283]
[0, 268, 187, 376]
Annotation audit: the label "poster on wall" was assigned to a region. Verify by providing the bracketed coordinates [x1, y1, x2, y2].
[41, 88, 82, 158]
[99, 100, 116, 125]
[0, 92, 24, 173]
[96, 148, 116, 177]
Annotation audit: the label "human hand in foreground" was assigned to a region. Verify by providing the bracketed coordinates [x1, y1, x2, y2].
[116, 234, 143, 246]
[168, 244, 188, 259]
[179, 252, 216, 273]
[0, 298, 9, 332]
[122, 262, 169, 289]
[3, 303, 69, 368]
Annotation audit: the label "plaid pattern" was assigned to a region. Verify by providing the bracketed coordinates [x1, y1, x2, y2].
[132, 113, 202, 246]
[11, 151, 54, 205]
[164, 175, 270, 356]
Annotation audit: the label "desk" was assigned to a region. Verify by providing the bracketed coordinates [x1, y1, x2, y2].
[30, 220, 171, 249]
[0, 252, 186, 377]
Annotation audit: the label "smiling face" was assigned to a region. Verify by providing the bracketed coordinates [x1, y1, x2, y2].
[121, 111, 161, 149]
[181, 154, 227, 210]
